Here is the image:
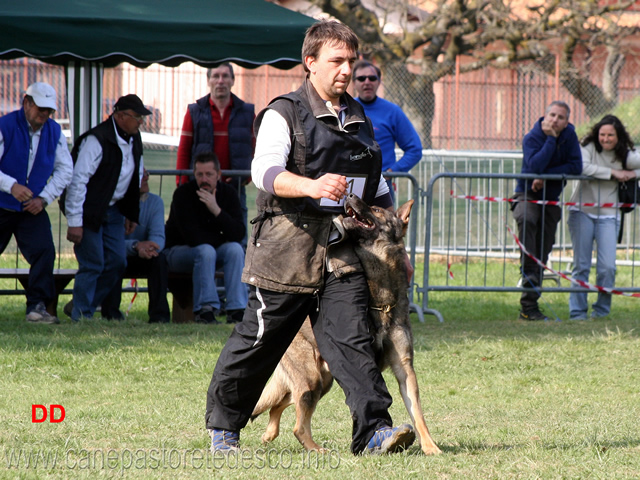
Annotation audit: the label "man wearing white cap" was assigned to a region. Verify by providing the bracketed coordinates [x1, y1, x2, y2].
[62, 94, 150, 321]
[0, 82, 73, 324]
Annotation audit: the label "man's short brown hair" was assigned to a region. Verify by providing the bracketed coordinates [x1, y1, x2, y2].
[301, 20, 359, 73]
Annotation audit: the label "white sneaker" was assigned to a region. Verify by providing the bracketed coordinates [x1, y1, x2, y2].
[26, 302, 60, 324]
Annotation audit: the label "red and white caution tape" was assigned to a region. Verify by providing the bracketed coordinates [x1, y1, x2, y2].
[507, 225, 640, 298]
[125, 278, 138, 316]
[450, 191, 636, 209]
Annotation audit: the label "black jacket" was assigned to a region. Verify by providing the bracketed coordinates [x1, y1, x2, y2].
[165, 180, 245, 249]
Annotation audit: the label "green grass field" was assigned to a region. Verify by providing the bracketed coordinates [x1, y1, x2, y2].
[2, 149, 640, 478]
[2, 267, 639, 478]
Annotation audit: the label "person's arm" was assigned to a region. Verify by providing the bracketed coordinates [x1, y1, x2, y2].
[65, 135, 102, 227]
[389, 108, 422, 173]
[176, 109, 193, 186]
[579, 144, 612, 180]
[37, 130, 73, 205]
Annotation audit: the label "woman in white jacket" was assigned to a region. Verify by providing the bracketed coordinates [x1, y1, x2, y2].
[568, 115, 640, 320]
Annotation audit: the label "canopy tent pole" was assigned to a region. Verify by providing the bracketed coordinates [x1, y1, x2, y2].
[65, 61, 104, 141]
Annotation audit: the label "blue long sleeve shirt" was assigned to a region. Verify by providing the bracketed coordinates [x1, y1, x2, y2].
[355, 96, 422, 172]
[517, 117, 582, 200]
[125, 192, 165, 256]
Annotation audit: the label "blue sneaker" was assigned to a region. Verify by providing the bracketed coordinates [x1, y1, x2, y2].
[210, 429, 239, 453]
[366, 424, 415, 454]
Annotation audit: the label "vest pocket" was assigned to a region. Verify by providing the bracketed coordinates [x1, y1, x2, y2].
[243, 213, 331, 289]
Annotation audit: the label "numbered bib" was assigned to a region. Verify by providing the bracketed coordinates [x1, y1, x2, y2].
[319, 174, 368, 208]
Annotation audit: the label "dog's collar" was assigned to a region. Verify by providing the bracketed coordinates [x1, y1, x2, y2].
[370, 303, 396, 314]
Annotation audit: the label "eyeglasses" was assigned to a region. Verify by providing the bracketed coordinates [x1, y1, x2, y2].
[355, 75, 379, 82]
[122, 112, 144, 122]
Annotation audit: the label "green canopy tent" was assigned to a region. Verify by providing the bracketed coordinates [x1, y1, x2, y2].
[0, 0, 315, 138]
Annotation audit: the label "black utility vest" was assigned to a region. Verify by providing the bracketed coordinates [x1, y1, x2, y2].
[255, 89, 382, 215]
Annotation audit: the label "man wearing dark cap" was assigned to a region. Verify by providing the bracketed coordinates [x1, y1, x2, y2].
[62, 94, 150, 321]
[0, 82, 73, 324]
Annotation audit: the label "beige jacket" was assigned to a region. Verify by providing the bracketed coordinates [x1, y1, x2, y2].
[569, 142, 640, 217]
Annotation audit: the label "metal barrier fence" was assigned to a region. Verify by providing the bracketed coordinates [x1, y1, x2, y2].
[418, 172, 640, 323]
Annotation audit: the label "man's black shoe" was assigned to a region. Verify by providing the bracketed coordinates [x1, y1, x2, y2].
[519, 308, 548, 321]
[195, 306, 219, 324]
[226, 309, 244, 324]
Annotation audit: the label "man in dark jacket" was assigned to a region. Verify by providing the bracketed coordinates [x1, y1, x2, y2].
[165, 152, 247, 324]
[64, 94, 149, 321]
[513, 100, 582, 321]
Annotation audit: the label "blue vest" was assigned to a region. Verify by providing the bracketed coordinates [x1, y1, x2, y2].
[188, 93, 254, 170]
[0, 109, 60, 212]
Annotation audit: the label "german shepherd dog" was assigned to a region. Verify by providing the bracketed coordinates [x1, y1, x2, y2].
[251, 194, 441, 455]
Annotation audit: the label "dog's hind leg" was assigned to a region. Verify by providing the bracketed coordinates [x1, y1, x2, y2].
[262, 401, 289, 444]
[293, 389, 327, 452]
[387, 331, 442, 455]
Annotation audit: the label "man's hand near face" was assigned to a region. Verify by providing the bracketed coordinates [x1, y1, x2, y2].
[198, 187, 221, 216]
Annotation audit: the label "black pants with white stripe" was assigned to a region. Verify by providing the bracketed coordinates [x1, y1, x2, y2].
[205, 271, 393, 454]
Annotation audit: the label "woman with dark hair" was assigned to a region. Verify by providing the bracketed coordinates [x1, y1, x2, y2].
[568, 115, 640, 320]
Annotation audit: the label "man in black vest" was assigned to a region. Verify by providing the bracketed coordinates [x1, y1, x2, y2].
[205, 21, 415, 455]
[63, 94, 149, 322]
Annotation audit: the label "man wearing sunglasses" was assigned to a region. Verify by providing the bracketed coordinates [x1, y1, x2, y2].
[62, 94, 150, 321]
[0, 82, 73, 324]
[353, 61, 422, 203]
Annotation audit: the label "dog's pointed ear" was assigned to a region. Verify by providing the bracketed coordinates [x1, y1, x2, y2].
[396, 200, 414, 225]
[396, 199, 414, 237]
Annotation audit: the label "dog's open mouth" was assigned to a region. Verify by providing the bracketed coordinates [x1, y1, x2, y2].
[345, 205, 375, 229]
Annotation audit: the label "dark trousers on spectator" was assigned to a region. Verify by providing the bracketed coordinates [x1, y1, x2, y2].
[101, 252, 170, 322]
[0, 209, 55, 313]
[512, 193, 562, 310]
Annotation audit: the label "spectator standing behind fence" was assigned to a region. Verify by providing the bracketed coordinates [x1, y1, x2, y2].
[165, 152, 247, 325]
[512, 100, 582, 321]
[0, 82, 73, 324]
[353, 60, 422, 203]
[175, 63, 255, 243]
[205, 20, 415, 455]
[100, 169, 171, 323]
[62, 94, 149, 322]
[567, 115, 640, 320]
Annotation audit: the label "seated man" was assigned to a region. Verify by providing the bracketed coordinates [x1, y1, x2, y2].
[101, 169, 171, 323]
[164, 152, 247, 324]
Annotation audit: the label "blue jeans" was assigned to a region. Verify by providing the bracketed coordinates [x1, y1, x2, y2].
[72, 206, 126, 321]
[165, 242, 247, 312]
[568, 210, 618, 318]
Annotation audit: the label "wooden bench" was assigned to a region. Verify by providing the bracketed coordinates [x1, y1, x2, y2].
[0, 268, 223, 323]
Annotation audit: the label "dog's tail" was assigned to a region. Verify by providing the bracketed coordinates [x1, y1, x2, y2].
[250, 371, 291, 421]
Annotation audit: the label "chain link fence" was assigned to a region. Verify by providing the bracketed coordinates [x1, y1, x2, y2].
[2, 52, 640, 151]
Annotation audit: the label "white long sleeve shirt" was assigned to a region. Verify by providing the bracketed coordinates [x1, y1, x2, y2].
[65, 118, 143, 227]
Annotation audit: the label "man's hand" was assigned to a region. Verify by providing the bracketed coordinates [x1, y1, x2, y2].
[305, 173, 348, 202]
[197, 188, 221, 216]
[67, 226, 83, 245]
[22, 197, 46, 215]
[125, 219, 137, 236]
[11, 183, 33, 203]
[540, 117, 558, 138]
[135, 240, 160, 260]
[531, 179, 544, 192]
